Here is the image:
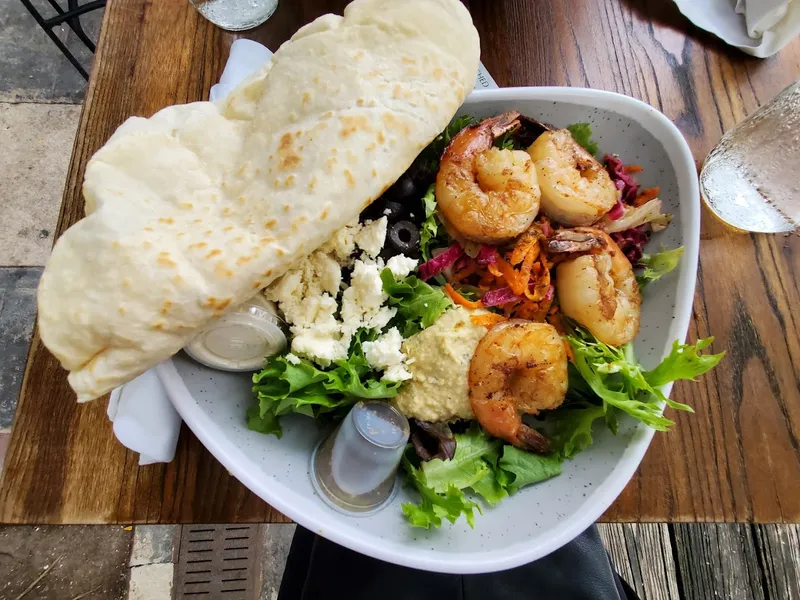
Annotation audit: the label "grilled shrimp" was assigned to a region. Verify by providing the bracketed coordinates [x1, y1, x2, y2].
[556, 228, 641, 346]
[527, 129, 618, 226]
[436, 112, 541, 244]
[468, 320, 568, 453]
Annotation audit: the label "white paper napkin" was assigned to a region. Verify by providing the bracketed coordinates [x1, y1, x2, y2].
[108, 39, 498, 465]
[107, 367, 182, 465]
[673, 0, 800, 58]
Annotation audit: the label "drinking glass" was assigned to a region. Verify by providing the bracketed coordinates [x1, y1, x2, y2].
[700, 80, 800, 233]
[190, 0, 278, 31]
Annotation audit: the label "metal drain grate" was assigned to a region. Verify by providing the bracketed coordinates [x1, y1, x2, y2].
[175, 525, 262, 599]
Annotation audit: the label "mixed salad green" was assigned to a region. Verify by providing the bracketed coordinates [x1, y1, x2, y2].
[247, 117, 724, 529]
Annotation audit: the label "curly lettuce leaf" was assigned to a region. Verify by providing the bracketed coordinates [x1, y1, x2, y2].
[567, 122, 599, 155]
[565, 325, 724, 431]
[381, 269, 451, 337]
[248, 332, 401, 437]
[401, 456, 481, 529]
[498, 446, 562, 494]
[421, 428, 499, 493]
[637, 246, 684, 289]
[402, 425, 562, 527]
[549, 402, 607, 459]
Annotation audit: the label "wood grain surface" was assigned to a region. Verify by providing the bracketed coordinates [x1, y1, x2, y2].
[0, 0, 798, 524]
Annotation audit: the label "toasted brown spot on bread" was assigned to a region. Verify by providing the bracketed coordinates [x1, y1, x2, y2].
[344, 169, 356, 187]
[279, 154, 301, 170]
[205, 249, 222, 259]
[265, 219, 277, 229]
[158, 217, 174, 225]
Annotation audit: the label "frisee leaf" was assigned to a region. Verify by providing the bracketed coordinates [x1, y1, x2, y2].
[381, 269, 451, 337]
[645, 337, 725, 387]
[418, 184, 441, 261]
[566, 122, 599, 155]
[636, 246, 684, 289]
[564, 324, 724, 431]
[247, 331, 401, 437]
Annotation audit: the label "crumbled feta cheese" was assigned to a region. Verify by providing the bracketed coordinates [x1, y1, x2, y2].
[265, 220, 397, 368]
[320, 219, 360, 266]
[386, 254, 418, 279]
[291, 329, 348, 365]
[285, 352, 301, 365]
[354, 217, 387, 258]
[363, 327, 412, 382]
[341, 259, 395, 335]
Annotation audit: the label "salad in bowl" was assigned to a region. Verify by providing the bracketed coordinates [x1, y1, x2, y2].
[245, 110, 723, 529]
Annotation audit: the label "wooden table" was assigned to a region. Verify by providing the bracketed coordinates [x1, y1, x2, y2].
[1, 0, 798, 525]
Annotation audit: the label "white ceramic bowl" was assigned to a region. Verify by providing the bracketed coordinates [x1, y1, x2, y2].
[157, 87, 700, 574]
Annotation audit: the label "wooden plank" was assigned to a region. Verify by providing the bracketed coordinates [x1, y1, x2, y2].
[672, 523, 766, 600]
[598, 524, 680, 600]
[0, 0, 288, 525]
[0, 0, 799, 524]
[753, 524, 800, 600]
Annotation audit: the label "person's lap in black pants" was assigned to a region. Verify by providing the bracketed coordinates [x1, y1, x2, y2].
[278, 525, 640, 600]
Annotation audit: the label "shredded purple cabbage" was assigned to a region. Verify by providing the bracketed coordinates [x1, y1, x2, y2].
[611, 226, 650, 264]
[607, 200, 625, 220]
[419, 243, 463, 280]
[605, 154, 639, 205]
[481, 286, 521, 307]
[476, 245, 498, 266]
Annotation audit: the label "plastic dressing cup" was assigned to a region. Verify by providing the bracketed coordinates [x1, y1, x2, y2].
[311, 401, 410, 514]
[184, 295, 286, 372]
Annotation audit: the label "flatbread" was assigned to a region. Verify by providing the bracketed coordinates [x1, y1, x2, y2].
[37, 0, 479, 402]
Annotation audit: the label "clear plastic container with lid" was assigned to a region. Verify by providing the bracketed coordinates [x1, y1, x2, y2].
[184, 295, 286, 372]
[311, 401, 410, 515]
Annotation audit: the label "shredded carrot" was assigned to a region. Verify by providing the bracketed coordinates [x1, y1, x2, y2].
[495, 255, 527, 296]
[470, 313, 507, 328]
[510, 234, 539, 266]
[634, 186, 660, 207]
[624, 164, 643, 174]
[518, 246, 537, 297]
[487, 263, 504, 279]
[444, 284, 483, 309]
[450, 263, 478, 283]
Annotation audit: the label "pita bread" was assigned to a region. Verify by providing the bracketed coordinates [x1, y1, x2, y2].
[37, 0, 479, 402]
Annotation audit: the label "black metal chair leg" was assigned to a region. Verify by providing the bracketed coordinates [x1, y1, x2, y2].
[67, 0, 97, 53]
[19, 0, 90, 80]
[18, 0, 107, 80]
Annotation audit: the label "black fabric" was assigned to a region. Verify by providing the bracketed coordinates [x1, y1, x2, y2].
[278, 525, 640, 600]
